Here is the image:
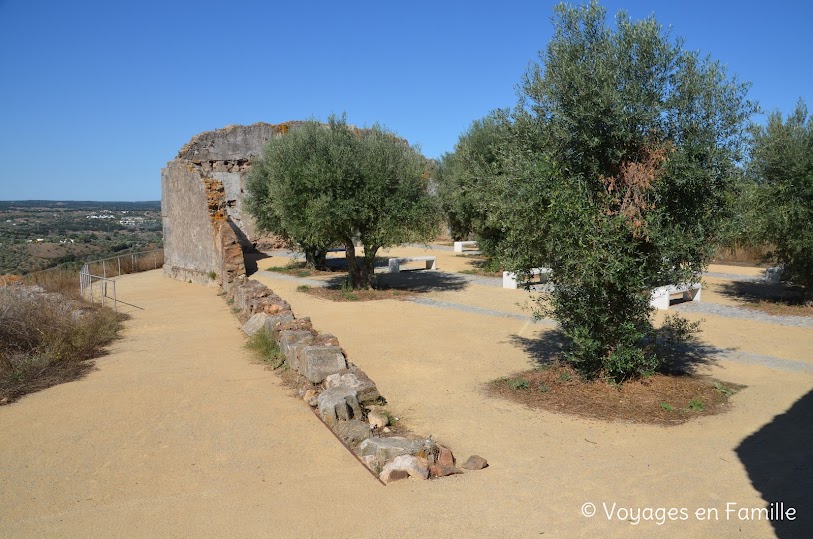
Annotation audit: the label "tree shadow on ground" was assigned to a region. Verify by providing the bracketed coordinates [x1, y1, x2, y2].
[320, 256, 392, 272]
[736, 389, 813, 538]
[244, 252, 270, 276]
[507, 330, 571, 367]
[376, 271, 469, 293]
[717, 280, 807, 306]
[507, 327, 721, 374]
[321, 270, 469, 293]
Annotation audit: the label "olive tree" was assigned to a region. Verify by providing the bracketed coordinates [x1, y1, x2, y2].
[750, 100, 813, 300]
[503, 1, 756, 380]
[436, 111, 511, 245]
[246, 115, 439, 289]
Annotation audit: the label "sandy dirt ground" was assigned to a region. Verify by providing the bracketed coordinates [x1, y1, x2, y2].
[1, 258, 811, 538]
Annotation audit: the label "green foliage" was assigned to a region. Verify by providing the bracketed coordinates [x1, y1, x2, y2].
[713, 381, 734, 397]
[208, 271, 217, 280]
[660, 402, 674, 412]
[246, 115, 440, 288]
[749, 100, 813, 298]
[244, 329, 284, 369]
[446, 1, 755, 382]
[556, 371, 573, 383]
[339, 279, 358, 301]
[436, 112, 511, 242]
[689, 398, 704, 412]
[506, 377, 530, 390]
[654, 314, 703, 371]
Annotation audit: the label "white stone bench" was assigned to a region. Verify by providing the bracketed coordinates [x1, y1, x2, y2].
[453, 241, 478, 253]
[388, 256, 437, 273]
[649, 283, 702, 310]
[764, 266, 783, 284]
[503, 267, 552, 289]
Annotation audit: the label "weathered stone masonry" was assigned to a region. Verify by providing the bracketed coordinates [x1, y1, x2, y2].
[162, 122, 488, 483]
[161, 122, 300, 290]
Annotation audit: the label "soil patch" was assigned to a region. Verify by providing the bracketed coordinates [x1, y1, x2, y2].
[488, 364, 743, 425]
[298, 285, 414, 302]
[750, 300, 813, 317]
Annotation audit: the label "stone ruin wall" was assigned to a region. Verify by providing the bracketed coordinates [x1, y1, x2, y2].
[161, 122, 301, 290]
[161, 122, 489, 483]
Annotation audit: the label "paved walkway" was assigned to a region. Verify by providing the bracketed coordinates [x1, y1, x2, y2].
[1, 269, 811, 537]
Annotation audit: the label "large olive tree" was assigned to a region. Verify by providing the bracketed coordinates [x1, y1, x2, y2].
[750, 100, 813, 300]
[479, 1, 756, 380]
[246, 115, 439, 289]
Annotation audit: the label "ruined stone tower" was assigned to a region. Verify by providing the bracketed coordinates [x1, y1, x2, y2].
[161, 122, 300, 290]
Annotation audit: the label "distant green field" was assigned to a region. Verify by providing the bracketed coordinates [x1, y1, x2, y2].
[0, 200, 162, 275]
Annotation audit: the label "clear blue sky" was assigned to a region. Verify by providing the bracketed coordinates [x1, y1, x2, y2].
[1, 1, 811, 201]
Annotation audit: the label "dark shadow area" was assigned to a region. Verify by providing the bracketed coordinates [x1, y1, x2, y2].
[375, 271, 469, 293]
[1, 360, 97, 405]
[736, 389, 813, 538]
[244, 251, 270, 276]
[228, 219, 255, 251]
[507, 327, 721, 374]
[320, 256, 391, 271]
[320, 270, 469, 293]
[508, 330, 571, 367]
[655, 334, 722, 375]
[718, 280, 807, 306]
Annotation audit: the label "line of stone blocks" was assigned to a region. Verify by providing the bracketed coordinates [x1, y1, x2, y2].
[230, 277, 471, 483]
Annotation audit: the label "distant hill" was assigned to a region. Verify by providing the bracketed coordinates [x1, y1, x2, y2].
[0, 201, 161, 211]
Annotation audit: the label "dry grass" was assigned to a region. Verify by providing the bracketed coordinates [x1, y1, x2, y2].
[0, 285, 125, 404]
[712, 245, 772, 266]
[19, 251, 165, 301]
[23, 268, 82, 298]
[488, 364, 743, 425]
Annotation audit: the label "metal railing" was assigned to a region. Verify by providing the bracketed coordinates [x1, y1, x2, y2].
[79, 264, 118, 310]
[30, 248, 163, 278]
[87, 249, 163, 278]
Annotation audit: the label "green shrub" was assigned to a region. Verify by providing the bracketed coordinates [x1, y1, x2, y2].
[750, 101, 813, 300]
[506, 377, 530, 390]
[244, 329, 284, 369]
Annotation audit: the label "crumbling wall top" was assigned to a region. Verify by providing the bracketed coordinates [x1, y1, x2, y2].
[176, 121, 304, 162]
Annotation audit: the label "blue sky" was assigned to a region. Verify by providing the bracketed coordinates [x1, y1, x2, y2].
[1, 1, 811, 201]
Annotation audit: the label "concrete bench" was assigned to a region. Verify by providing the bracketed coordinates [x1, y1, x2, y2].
[503, 267, 552, 289]
[453, 241, 478, 253]
[388, 256, 437, 273]
[649, 283, 702, 310]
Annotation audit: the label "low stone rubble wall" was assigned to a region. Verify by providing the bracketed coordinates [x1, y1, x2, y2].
[228, 277, 488, 484]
